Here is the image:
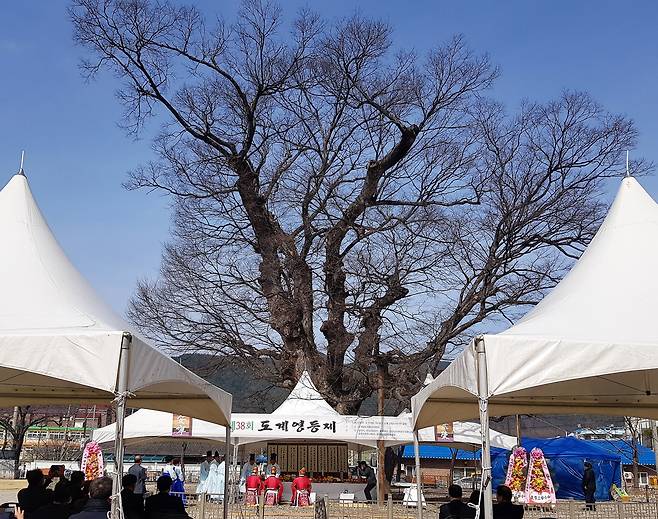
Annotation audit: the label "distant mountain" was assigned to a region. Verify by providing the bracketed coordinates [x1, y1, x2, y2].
[176, 354, 448, 415]
[177, 354, 622, 435]
[177, 355, 289, 413]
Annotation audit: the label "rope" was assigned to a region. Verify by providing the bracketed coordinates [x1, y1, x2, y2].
[110, 491, 125, 519]
[112, 391, 135, 406]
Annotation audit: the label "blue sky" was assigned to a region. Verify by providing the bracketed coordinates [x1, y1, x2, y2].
[1, 0, 658, 314]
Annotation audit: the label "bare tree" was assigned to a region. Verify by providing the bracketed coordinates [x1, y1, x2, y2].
[71, 0, 644, 413]
[625, 417, 641, 489]
[0, 407, 53, 478]
[29, 440, 85, 464]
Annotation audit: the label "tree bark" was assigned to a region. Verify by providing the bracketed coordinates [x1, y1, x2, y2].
[377, 365, 386, 504]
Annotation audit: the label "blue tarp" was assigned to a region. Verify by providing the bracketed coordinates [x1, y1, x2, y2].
[587, 440, 656, 467]
[401, 444, 479, 461]
[491, 437, 622, 502]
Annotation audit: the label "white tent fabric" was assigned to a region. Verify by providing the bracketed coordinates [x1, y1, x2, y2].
[413, 177, 658, 429]
[93, 408, 516, 450]
[0, 173, 231, 425]
[93, 408, 229, 447]
[93, 378, 516, 450]
[271, 371, 339, 416]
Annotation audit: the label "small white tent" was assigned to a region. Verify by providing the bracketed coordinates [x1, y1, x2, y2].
[93, 371, 516, 455]
[412, 176, 658, 518]
[270, 371, 340, 417]
[93, 407, 516, 450]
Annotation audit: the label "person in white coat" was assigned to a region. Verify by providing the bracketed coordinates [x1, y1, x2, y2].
[199, 451, 225, 501]
[198, 450, 213, 493]
[240, 454, 257, 493]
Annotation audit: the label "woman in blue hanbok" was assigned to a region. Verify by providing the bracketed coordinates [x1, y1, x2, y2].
[163, 457, 186, 504]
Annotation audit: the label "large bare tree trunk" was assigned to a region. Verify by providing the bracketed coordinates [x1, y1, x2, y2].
[377, 366, 386, 505]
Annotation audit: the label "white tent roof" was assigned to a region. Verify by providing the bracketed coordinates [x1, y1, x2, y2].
[271, 371, 339, 416]
[413, 177, 658, 428]
[0, 173, 231, 425]
[94, 405, 515, 451]
[93, 408, 229, 447]
[93, 408, 516, 450]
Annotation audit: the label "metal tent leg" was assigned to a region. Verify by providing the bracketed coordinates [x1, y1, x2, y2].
[223, 424, 231, 519]
[476, 336, 493, 519]
[413, 430, 423, 519]
[111, 332, 132, 519]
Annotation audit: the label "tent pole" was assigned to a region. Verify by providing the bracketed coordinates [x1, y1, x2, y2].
[231, 442, 239, 504]
[223, 423, 231, 519]
[515, 415, 522, 446]
[112, 332, 132, 519]
[653, 421, 658, 483]
[475, 336, 493, 519]
[413, 430, 423, 519]
[181, 442, 187, 479]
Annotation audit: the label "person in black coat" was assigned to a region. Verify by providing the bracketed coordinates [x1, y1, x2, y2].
[357, 461, 377, 503]
[469, 490, 485, 519]
[69, 477, 112, 519]
[121, 474, 145, 519]
[582, 461, 597, 510]
[439, 484, 475, 518]
[17, 470, 53, 518]
[145, 475, 190, 519]
[493, 485, 524, 519]
[33, 483, 73, 519]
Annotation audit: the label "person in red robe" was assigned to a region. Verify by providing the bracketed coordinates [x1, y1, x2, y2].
[291, 468, 312, 506]
[263, 466, 284, 504]
[244, 466, 262, 505]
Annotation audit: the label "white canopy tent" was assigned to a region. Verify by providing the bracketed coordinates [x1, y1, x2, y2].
[94, 372, 397, 450]
[93, 407, 516, 450]
[94, 370, 515, 509]
[0, 171, 232, 516]
[412, 176, 658, 518]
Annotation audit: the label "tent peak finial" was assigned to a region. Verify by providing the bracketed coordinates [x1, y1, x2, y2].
[17, 150, 26, 177]
[626, 150, 631, 178]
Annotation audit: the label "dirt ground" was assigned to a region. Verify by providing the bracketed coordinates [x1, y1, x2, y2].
[0, 479, 26, 505]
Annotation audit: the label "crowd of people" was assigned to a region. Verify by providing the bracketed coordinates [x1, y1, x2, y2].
[16, 468, 111, 519]
[438, 484, 524, 519]
[13, 457, 194, 519]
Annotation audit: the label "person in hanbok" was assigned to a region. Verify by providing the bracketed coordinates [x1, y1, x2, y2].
[266, 453, 281, 478]
[162, 457, 186, 505]
[263, 466, 283, 505]
[244, 466, 263, 506]
[202, 451, 226, 501]
[198, 451, 213, 494]
[240, 454, 258, 493]
[291, 468, 312, 506]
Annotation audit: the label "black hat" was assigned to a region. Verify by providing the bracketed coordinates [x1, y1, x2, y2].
[214, 450, 220, 457]
[206, 450, 212, 457]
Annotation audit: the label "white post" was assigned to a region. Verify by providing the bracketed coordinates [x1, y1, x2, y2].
[112, 332, 132, 519]
[223, 423, 231, 519]
[475, 336, 494, 519]
[413, 430, 423, 519]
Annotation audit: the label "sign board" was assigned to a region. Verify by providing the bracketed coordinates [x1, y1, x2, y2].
[434, 423, 454, 442]
[172, 414, 192, 437]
